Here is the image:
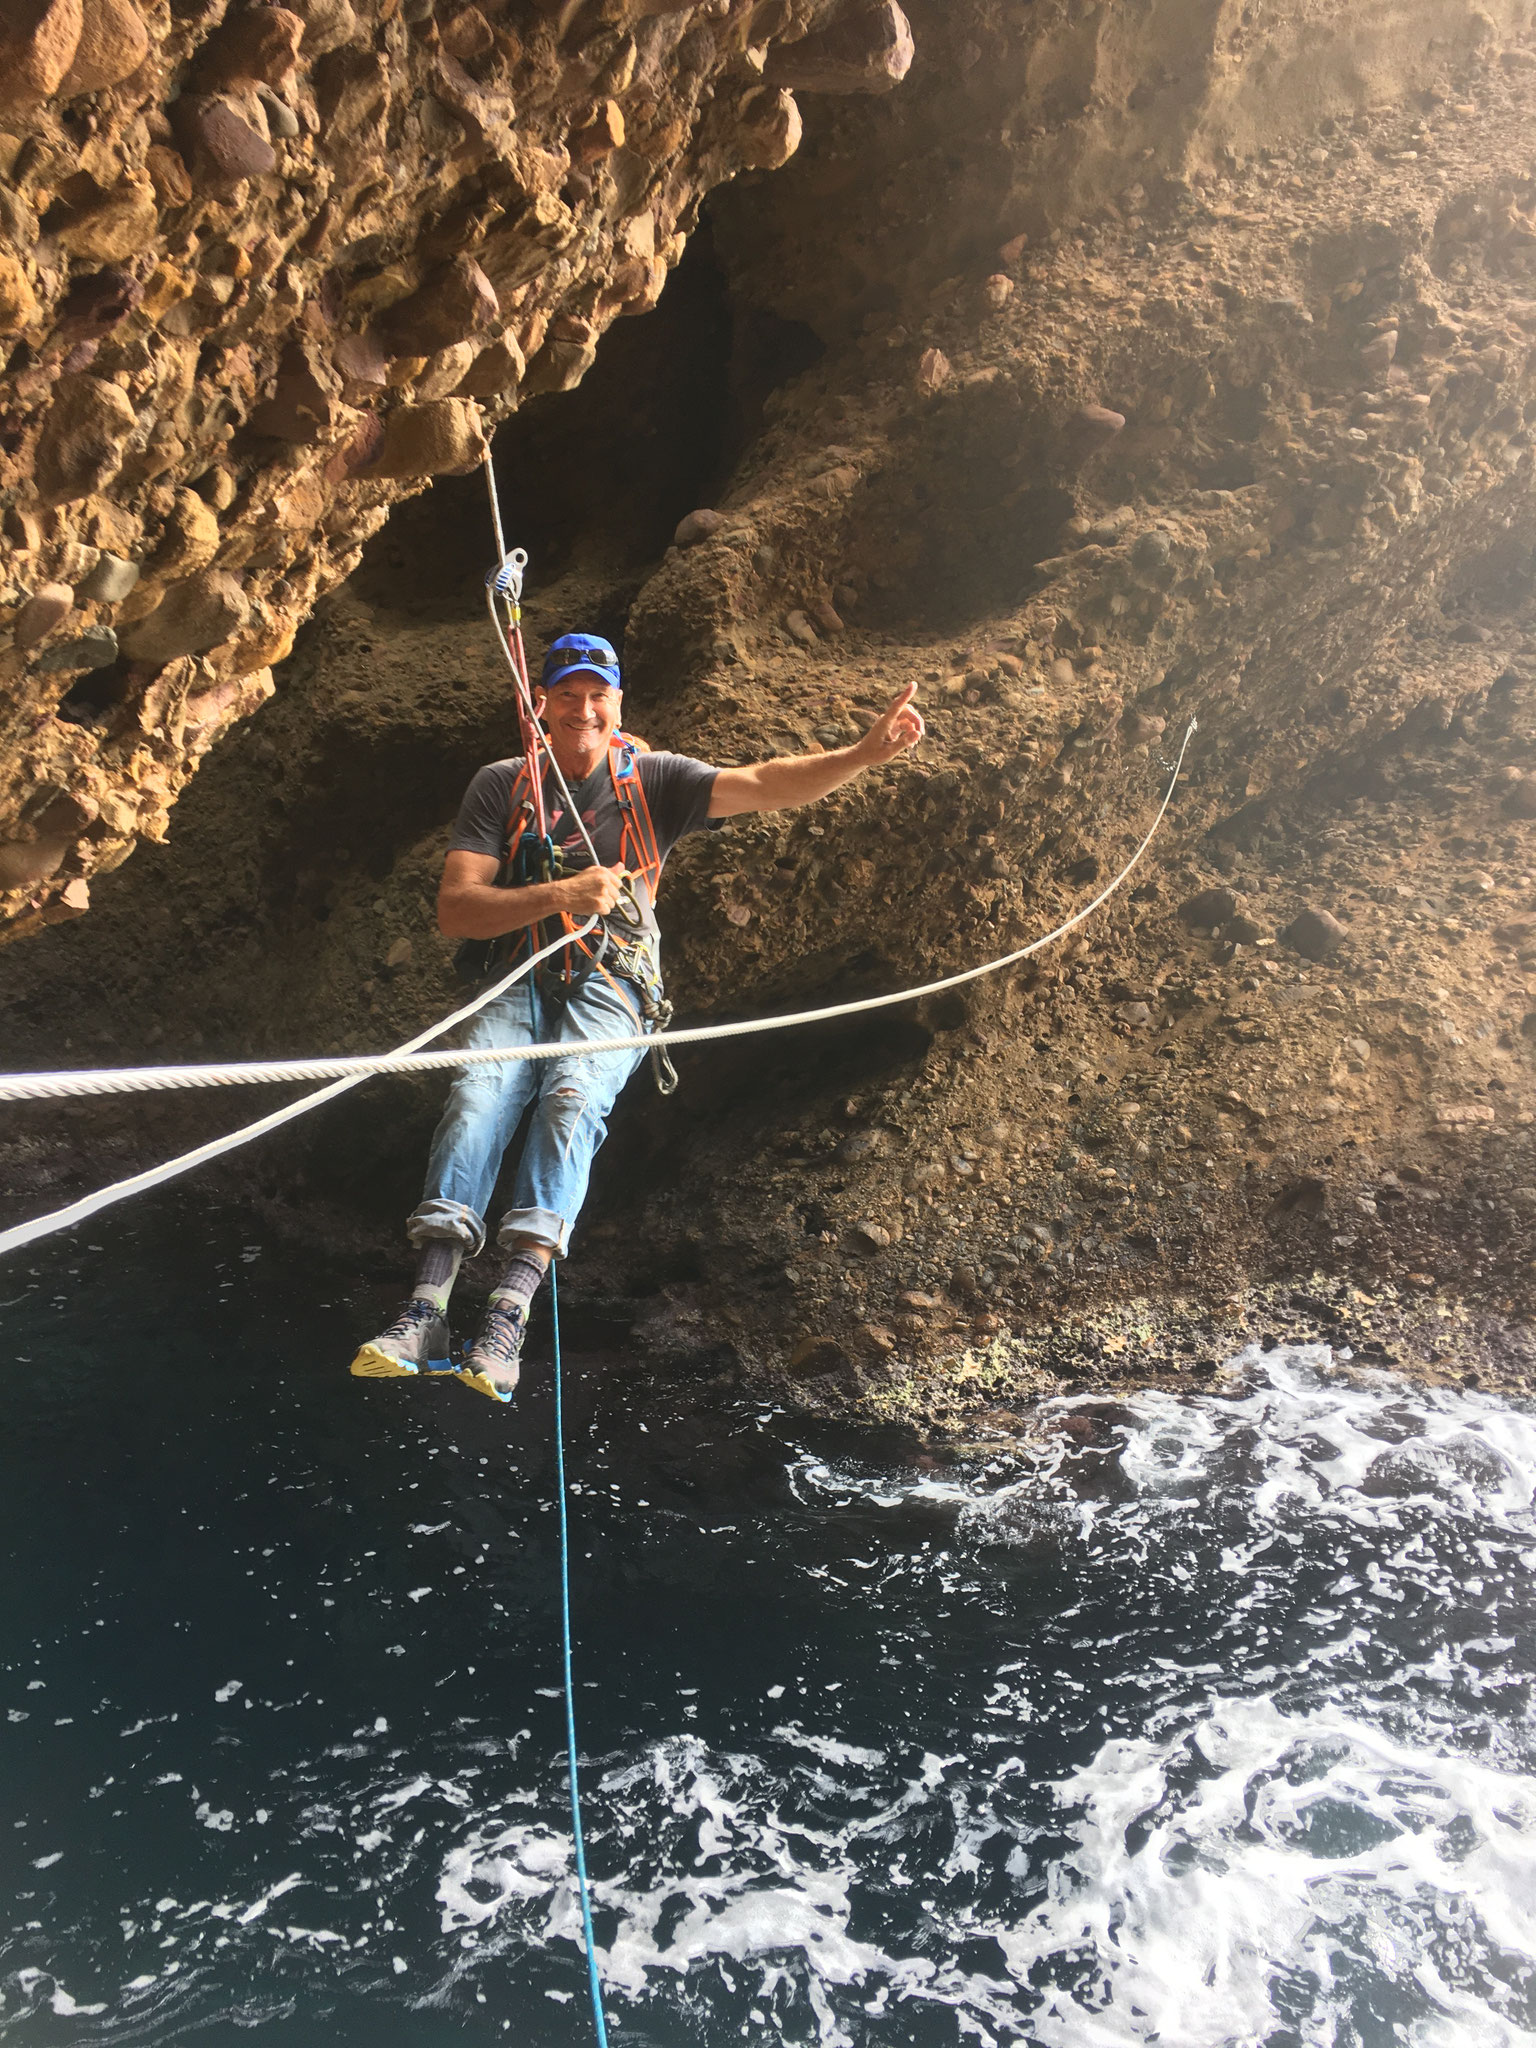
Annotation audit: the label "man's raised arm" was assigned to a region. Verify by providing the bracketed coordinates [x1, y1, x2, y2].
[706, 683, 925, 819]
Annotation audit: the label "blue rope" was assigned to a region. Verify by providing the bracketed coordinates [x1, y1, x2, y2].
[550, 1262, 611, 2045]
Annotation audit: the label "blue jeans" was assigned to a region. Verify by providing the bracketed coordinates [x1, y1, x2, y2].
[408, 971, 646, 1259]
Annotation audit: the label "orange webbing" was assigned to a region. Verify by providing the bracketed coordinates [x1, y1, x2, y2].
[497, 738, 663, 982]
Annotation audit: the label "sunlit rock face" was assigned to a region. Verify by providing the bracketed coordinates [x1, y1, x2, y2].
[0, 0, 910, 934]
[3, 0, 1535, 1389]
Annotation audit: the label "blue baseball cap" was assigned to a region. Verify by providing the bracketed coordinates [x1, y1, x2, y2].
[540, 633, 621, 691]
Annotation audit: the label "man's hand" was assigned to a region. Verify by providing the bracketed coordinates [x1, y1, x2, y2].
[708, 681, 929, 819]
[437, 850, 631, 938]
[559, 864, 630, 917]
[851, 682, 926, 764]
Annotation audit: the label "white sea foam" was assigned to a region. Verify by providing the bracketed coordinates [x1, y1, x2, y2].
[1004, 1693, 1536, 2046]
[10, 1346, 1536, 2048]
[451, 1348, 1531, 2045]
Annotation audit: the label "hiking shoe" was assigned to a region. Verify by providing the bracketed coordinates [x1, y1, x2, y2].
[458, 1302, 526, 1405]
[350, 1296, 454, 1379]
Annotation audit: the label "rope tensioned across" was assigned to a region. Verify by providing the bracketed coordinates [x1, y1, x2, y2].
[0, 720, 1194, 1110]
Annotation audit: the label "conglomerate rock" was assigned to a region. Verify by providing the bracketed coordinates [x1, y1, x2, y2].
[3, 0, 1536, 1402]
[0, 0, 908, 934]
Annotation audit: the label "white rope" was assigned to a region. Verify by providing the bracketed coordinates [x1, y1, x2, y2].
[0, 918, 596, 1258]
[0, 722, 1195, 1117]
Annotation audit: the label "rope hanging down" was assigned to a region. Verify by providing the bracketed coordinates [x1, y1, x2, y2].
[550, 1261, 612, 2047]
[0, 719, 1196, 1109]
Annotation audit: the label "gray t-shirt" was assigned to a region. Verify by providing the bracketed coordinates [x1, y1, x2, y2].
[448, 748, 719, 955]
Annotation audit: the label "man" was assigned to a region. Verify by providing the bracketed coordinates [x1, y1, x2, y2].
[350, 631, 925, 1402]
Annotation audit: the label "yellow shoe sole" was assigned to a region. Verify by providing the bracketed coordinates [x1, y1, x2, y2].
[457, 1365, 518, 1406]
[349, 1344, 421, 1379]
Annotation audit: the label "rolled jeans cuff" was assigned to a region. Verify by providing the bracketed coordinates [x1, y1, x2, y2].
[496, 1207, 568, 1257]
[407, 1200, 487, 1258]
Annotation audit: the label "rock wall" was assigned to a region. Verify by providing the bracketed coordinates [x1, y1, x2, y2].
[4, 0, 1536, 1399]
[0, 0, 908, 932]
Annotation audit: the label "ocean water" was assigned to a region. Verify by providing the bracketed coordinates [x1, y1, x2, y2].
[2, 1210, 1534, 2046]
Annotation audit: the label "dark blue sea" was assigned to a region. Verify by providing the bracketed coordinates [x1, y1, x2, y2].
[3, 1209, 1534, 2045]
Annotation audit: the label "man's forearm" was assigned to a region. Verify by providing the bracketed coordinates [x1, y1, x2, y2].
[708, 742, 873, 819]
[707, 682, 924, 820]
[437, 879, 571, 940]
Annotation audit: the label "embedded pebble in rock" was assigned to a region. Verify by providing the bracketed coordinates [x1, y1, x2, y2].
[1179, 888, 1240, 930]
[249, 346, 346, 444]
[1360, 328, 1398, 377]
[455, 336, 525, 400]
[414, 344, 480, 404]
[34, 376, 138, 504]
[34, 627, 119, 672]
[836, 1129, 892, 1164]
[1281, 908, 1348, 961]
[0, 836, 71, 890]
[1131, 530, 1173, 575]
[1502, 779, 1536, 821]
[736, 85, 803, 171]
[1070, 404, 1126, 452]
[170, 94, 278, 191]
[0, 254, 39, 333]
[258, 89, 300, 139]
[846, 1221, 893, 1254]
[332, 333, 391, 406]
[120, 575, 250, 664]
[14, 585, 74, 650]
[62, 0, 150, 92]
[0, 0, 88, 102]
[75, 554, 139, 605]
[523, 337, 599, 399]
[378, 258, 499, 361]
[197, 4, 304, 89]
[366, 400, 484, 480]
[916, 347, 951, 396]
[674, 509, 729, 549]
[39, 876, 90, 922]
[787, 1335, 848, 1377]
[764, 0, 914, 94]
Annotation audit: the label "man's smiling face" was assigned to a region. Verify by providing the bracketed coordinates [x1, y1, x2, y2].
[536, 674, 623, 774]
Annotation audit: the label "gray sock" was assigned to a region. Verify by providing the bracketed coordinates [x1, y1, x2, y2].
[411, 1241, 463, 1314]
[488, 1249, 547, 1316]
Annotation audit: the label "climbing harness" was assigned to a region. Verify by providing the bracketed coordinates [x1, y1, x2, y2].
[455, 734, 677, 1094]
